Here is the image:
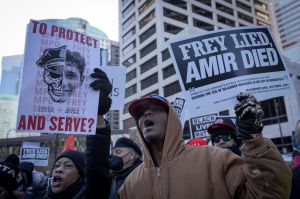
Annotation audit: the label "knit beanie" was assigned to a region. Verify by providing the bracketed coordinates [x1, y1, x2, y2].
[114, 137, 142, 157]
[54, 150, 85, 178]
[0, 154, 20, 191]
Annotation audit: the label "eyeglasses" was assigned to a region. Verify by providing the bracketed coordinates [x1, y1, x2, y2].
[212, 134, 232, 143]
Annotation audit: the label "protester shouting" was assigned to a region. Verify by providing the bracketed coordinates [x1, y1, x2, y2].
[118, 93, 291, 199]
[207, 117, 241, 155]
[45, 68, 112, 199]
[109, 137, 142, 199]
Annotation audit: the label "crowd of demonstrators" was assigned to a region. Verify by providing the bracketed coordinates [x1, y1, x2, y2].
[207, 117, 241, 155]
[0, 67, 296, 199]
[117, 92, 292, 199]
[109, 137, 142, 199]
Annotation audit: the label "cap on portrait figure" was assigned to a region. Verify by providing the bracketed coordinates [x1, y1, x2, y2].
[36, 45, 66, 75]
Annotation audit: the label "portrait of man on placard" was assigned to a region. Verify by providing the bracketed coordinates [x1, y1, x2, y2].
[36, 45, 86, 103]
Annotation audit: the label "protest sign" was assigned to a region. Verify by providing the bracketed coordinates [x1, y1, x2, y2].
[20, 147, 49, 166]
[16, 19, 100, 134]
[190, 113, 218, 138]
[101, 66, 126, 110]
[168, 26, 295, 117]
[171, 97, 187, 128]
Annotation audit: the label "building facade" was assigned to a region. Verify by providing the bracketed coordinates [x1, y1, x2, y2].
[271, 0, 300, 50]
[119, 0, 272, 128]
[119, 0, 300, 152]
[0, 55, 23, 138]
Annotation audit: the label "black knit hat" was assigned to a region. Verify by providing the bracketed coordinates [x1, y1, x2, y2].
[55, 150, 85, 178]
[0, 154, 20, 191]
[114, 137, 142, 157]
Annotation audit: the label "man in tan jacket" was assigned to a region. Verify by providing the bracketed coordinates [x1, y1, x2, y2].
[118, 93, 291, 199]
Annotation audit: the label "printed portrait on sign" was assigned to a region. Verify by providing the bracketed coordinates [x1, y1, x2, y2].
[36, 45, 86, 103]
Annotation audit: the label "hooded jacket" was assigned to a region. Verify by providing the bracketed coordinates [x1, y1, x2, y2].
[119, 100, 291, 199]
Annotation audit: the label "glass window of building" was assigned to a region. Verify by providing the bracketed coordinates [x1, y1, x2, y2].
[123, 117, 136, 130]
[238, 12, 253, 23]
[140, 56, 157, 74]
[192, 5, 213, 19]
[162, 48, 170, 61]
[140, 25, 156, 44]
[256, 20, 270, 26]
[140, 39, 157, 58]
[255, 10, 269, 21]
[122, 0, 131, 6]
[122, 40, 136, 56]
[139, 0, 155, 15]
[254, 0, 268, 10]
[217, 15, 235, 26]
[122, 54, 136, 68]
[143, 89, 159, 97]
[163, 64, 176, 79]
[164, 23, 183, 34]
[163, 0, 187, 10]
[222, 0, 232, 4]
[122, 14, 135, 31]
[126, 69, 137, 82]
[122, 2, 135, 18]
[236, 1, 252, 13]
[122, 26, 136, 43]
[216, 3, 234, 16]
[139, 9, 155, 29]
[219, 110, 230, 115]
[195, 0, 211, 6]
[193, 18, 214, 31]
[141, 73, 158, 90]
[163, 8, 188, 24]
[164, 81, 181, 97]
[260, 97, 288, 126]
[123, 101, 131, 114]
[125, 84, 137, 97]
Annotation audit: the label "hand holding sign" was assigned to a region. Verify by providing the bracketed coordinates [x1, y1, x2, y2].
[234, 92, 264, 140]
[90, 68, 112, 115]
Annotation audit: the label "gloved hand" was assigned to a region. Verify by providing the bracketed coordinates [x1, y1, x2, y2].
[90, 68, 112, 115]
[234, 92, 264, 140]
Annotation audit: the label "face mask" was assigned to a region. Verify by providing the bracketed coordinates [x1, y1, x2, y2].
[109, 155, 124, 171]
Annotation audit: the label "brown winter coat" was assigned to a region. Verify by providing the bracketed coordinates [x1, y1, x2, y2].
[119, 100, 291, 199]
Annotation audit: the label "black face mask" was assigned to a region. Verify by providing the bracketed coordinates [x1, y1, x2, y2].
[109, 155, 124, 171]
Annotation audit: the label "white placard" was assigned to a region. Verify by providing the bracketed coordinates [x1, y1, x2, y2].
[16, 19, 100, 135]
[168, 26, 296, 117]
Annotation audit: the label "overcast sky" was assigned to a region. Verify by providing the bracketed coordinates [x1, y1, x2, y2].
[0, 0, 119, 78]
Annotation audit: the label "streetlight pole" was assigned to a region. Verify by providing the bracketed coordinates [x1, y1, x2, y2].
[5, 128, 16, 156]
[274, 98, 285, 153]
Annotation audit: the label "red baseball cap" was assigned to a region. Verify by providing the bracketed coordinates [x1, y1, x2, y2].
[186, 138, 208, 146]
[128, 95, 169, 120]
[207, 117, 236, 134]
